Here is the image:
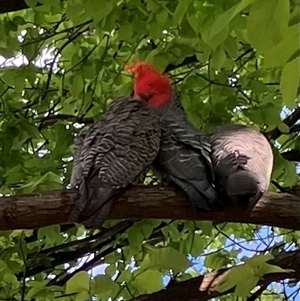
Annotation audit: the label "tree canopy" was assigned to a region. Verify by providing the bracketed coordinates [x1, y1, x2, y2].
[0, 0, 299, 300]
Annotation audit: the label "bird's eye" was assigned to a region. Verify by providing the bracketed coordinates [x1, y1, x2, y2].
[148, 93, 154, 99]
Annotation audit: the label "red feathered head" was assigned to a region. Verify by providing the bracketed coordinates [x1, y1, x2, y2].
[126, 61, 172, 107]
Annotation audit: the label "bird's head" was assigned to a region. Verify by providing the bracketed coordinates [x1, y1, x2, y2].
[125, 61, 172, 108]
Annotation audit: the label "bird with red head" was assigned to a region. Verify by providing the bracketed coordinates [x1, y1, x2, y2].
[126, 61, 172, 108]
[126, 61, 219, 211]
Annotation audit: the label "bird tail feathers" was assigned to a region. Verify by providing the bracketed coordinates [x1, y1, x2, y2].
[225, 170, 258, 203]
[69, 179, 117, 229]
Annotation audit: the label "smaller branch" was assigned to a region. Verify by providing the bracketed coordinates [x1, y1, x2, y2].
[129, 249, 300, 301]
[265, 106, 300, 140]
[234, 48, 254, 62]
[289, 124, 300, 133]
[281, 149, 300, 162]
[164, 55, 199, 73]
[42, 25, 89, 100]
[39, 114, 94, 129]
[247, 284, 268, 301]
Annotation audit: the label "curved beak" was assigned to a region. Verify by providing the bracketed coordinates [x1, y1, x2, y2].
[132, 93, 143, 101]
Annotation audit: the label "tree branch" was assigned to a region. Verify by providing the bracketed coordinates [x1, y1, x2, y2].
[0, 186, 299, 231]
[129, 249, 300, 301]
[265, 106, 300, 140]
[164, 55, 199, 73]
[0, 0, 32, 14]
[281, 149, 300, 162]
[39, 113, 94, 129]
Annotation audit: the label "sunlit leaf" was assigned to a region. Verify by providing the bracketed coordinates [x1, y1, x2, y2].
[66, 271, 90, 294]
[280, 57, 300, 107]
[247, 0, 290, 53]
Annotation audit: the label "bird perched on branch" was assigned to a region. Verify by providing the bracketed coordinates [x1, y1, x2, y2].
[210, 124, 273, 209]
[69, 95, 163, 229]
[126, 62, 219, 210]
[127, 61, 273, 210]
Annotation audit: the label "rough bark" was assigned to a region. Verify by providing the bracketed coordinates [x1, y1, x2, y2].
[0, 0, 32, 14]
[0, 186, 299, 230]
[129, 249, 300, 301]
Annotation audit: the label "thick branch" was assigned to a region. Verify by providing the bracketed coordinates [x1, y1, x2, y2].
[0, 0, 33, 13]
[0, 186, 299, 230]
[129, 249, 300, 301]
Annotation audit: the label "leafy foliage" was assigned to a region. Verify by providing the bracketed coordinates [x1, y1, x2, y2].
[0, 0, 299, 300]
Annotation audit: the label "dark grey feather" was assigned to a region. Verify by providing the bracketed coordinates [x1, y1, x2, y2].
[153, 91, 218, 210]
[70, 96, 161, 229]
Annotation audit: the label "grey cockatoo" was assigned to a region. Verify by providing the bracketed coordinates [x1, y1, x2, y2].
[210, 124, 273, 208]
[127, 61, 273, 209]
[69, 95, 163, 229]
[126, 62, 219, 210]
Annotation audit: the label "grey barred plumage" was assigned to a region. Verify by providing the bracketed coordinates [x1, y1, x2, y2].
[126, 61, 219, 210]
[127, 61, 274, 211]
[153, 99, 219, 210]
[210, 124, 273, 207]
[70, 96, 161, 229]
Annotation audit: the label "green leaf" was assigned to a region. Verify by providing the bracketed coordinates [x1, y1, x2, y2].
[161, 222, 180, 240]
[20, 171, 62, 193]
[263, 24, 300, 68]
[216, 265, 258, 297]
[127, 224, 146, 247]
[131, 270, 164, 294]
[280, 57, 300, 107]
[13, 16, 25, 25]
[25, 0, 38, 7]
[278, 123, 290, 134]
[262, 263, 294, 274]
[92, 275, 119, 295]
[84, 0, 114, 25]
[66, 271, 90, 294]
[37, 225, 60, 242]
[284, 161, 297, 186]
[3, 272, 19, 290]
[204, 251, 230, 269]
[26, 287, 47, 299]
[242, 253, 274, 268]
[156, 10, 168, 29]
[140, 247, 191, 274]
[201, 13, 229, 50]
[66, 0, 87, 25]
[76, 291, 90, 301]
[211, 47, 226, 70]
[209, 0, 259, 39]
[173, 0, 191, 26]
[1, 69, 18, 86]
[247, 0, 290, 53]
[197, 221, 213, 236]
[116, 270, 132, 283]
[70, 75, 84, 97]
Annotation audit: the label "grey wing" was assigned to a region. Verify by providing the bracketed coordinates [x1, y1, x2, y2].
[70, 126, 90, 189]
[163, 109, 215, 183]
[158, 110, 218, 210]
[69, 98, 161, 228]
